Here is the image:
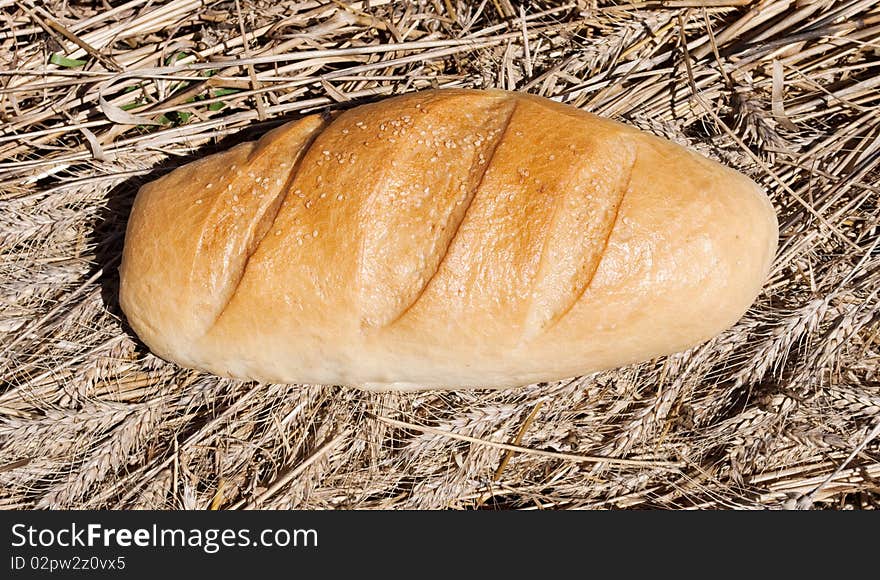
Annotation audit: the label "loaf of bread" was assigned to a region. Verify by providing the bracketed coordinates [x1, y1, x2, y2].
[118, 89, 778, 391]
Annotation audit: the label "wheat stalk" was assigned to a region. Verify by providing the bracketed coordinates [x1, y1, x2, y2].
[1, 0, 878, 510]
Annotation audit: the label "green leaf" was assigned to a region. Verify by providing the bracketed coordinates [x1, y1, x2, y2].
[151, 111, 193, 127]
[49, 53, 86, 68]
[204, 88, 240, 112]
[211, 88, 241, 98]
[164, 51, 191, 66]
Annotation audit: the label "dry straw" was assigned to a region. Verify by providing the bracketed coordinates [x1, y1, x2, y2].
[1, 0, 878, 509]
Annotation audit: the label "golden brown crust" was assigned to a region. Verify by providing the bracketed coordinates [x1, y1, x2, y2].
[118, 115, 325, 363]
[119, 89, 778, 390]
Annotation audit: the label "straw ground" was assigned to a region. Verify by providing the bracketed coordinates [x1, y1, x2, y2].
[1, 0, 878, 509]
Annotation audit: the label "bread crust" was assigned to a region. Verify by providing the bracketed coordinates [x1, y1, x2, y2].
[119, 89, 778, 390]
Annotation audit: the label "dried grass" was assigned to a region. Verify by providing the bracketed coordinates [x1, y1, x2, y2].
[1, 0, 878, 510]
